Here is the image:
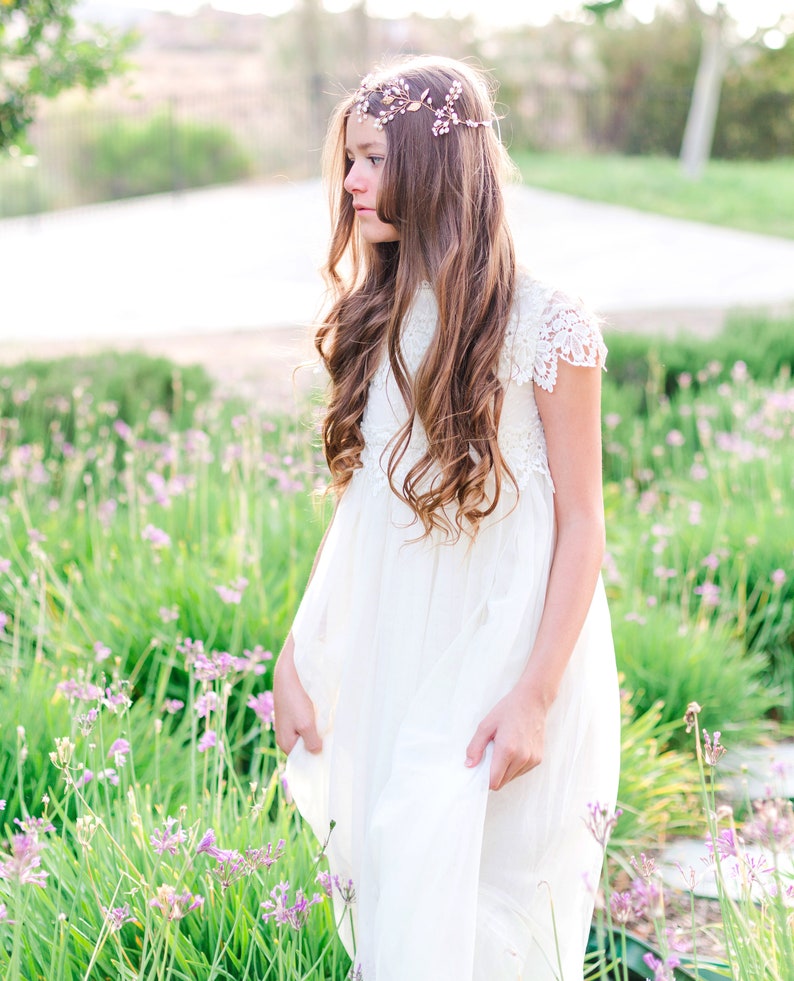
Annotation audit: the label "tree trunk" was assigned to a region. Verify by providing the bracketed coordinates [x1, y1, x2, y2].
[679, 6, 729, 180]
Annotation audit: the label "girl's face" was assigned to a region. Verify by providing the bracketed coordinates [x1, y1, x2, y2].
[343, 117, 400, 244]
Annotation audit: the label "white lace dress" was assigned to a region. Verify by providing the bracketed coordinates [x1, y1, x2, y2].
[285, 271, 621, 981]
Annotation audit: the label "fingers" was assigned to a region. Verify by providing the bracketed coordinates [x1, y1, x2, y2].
[465, 719, 495, 769]
[488, 744, 511, 791]
[275, 719, 323, 757]
[300, 721, 323, 754]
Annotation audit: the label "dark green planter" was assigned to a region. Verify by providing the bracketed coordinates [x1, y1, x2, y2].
[586, 924, 730, 980]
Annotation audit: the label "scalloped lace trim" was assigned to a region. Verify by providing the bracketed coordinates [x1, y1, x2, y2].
[532, 300, 607, 393]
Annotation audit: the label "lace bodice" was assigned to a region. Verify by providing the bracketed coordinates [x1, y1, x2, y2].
[360, 271, 606, 495]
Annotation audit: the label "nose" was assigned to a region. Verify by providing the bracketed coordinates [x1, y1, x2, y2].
[344, 160, 365, 195]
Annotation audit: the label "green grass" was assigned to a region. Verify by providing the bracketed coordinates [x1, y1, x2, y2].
[1, 345, 793, 976]
[511, 150, 794, 239]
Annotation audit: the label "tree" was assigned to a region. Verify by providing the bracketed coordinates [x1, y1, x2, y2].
[678, 0, 732, 178]
[583, 0, 794, 178]
[0, 0, 133, 153]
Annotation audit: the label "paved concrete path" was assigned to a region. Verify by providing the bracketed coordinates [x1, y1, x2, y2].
[2, 178, 794, 349]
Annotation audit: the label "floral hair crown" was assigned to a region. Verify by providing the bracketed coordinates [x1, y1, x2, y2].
[353, 74, 493, 137]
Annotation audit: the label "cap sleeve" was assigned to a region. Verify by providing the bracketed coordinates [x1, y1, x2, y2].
[533, 292, 607, 393]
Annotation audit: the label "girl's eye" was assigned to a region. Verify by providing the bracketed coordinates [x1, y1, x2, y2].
[369, 156, 384, 166]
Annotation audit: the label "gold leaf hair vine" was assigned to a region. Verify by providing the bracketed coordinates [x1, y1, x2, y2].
[353, 75, 493, 137]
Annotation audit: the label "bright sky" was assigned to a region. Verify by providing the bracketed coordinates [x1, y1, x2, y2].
[107, 0, 794, 36]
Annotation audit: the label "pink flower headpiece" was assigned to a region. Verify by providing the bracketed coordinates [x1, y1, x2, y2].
[353, 74, 493, 137]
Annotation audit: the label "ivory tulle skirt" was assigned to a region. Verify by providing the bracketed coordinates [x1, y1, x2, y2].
[286, 470, 621, 980]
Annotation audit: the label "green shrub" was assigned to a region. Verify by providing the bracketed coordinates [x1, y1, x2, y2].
[0, 158, 52, 217]
[605, 312, 794, 404]
[613, 692, 698, 849]
[714, 43, 794, 160]
[0, 351, 213, 450]
[76, 112, 253, 201]
[612, 603, 776, 746]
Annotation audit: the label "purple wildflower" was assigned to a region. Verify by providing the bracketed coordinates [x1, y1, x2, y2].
[97, 500, 117, 527]
[196, 828, 220, 857]
[248, 691, 275, 729]
[149, 817, 187, 856]
[707, 828, 739, 861]
[56, 678, 103, 702]
[93, 642, 111, 663]
[193, 650, 237, 682]
[609, 889, 633, 925]
[77, 770, 94, 788]
[666, 429, 685, 447]
[159, 606, 179, 624]
[107, 738, 131, 766]
[0, 612, 7, 634]
[76, 709, 99, 736]
[315, 871, 356, 908]
[14, 817, 54, 836]
[261, 880, 323, 930]
[197, 730, 217, 753]
[630, 852, 658, 882]
[163, 699, 184, 715]
[177, 637, 205, 667]
[141, 524, 171, 549]
[631, 875, 665, 920]
[694, 582, 721, 608]
[113, 420, 133, 441]
[149, 886, 204, 920]
[241, 645, 274, 675]
[215, 578, 248, 605]
[643, 952, 681, 981]
[210, 851, 247, 890]
[195, 692, 219, 719]
[101, 903, 134, 931]
[772, 569, 787, 586]
[584, 801, 622, 849]
[744, 798, 794, 853]
[737, 853, 774, 884]
[702, 729, 727, 766]
[0, 834, 48, 887]
[246, 839, 286, 872]
[0, 558, 11, 575]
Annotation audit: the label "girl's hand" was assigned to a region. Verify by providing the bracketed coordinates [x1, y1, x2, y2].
[464, 685, 549, 791]
[273, 635, 323, 756]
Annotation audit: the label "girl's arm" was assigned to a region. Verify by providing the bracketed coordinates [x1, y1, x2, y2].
[273, 509, 336, 757]
[465, 359, 605, 790]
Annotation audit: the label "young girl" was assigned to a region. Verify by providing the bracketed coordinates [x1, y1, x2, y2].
[274, 55, 620, 981]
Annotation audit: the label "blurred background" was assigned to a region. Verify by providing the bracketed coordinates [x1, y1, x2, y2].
[2, 0, 793, 217]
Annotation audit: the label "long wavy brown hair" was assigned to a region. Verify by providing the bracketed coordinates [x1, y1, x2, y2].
[316, 55, 518, 540]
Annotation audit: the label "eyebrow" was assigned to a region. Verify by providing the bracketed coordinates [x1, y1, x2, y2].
[344, 140, 387, 154]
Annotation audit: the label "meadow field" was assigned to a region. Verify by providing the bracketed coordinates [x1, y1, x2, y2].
[0, 309, 792, 977]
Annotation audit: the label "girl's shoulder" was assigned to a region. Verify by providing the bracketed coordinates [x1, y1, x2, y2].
[502, 267, 607, 391]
